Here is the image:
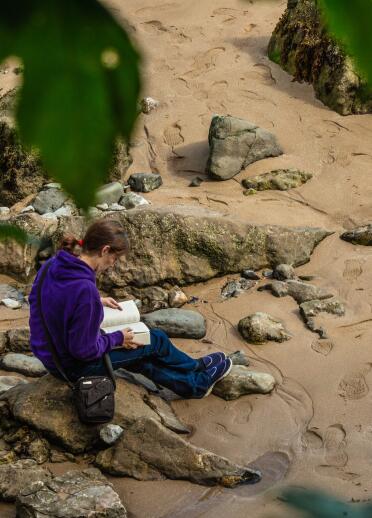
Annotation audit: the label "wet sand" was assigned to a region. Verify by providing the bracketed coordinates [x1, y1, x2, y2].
[1, 0, 372, 516]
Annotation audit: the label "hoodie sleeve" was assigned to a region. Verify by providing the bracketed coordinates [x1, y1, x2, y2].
[66, 284, 123, 361]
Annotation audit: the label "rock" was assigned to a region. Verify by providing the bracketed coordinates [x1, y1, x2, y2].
[20, 205, 35, 214]
[32, 188, 68, 215]
[242, 169, 312, 191]
[119, 192, 149, 209]
[241, 269, 260, 280]
[27, 437, 50, 464]
[112, 285, 169, 313]
[270, 280, 333, 303]
[0, 353, 47, 377]
[168, 287, 188, 308]
[99, 425, 124, 446]
[206, 115, 283, 180]
[0, 207, 10, 215]
[273, 264, 297, 280]
[96, 203, 109, 211]
[268, 0, 372, 115]
[44, 182, 61, 190]
[213, 366, 276, 400]
[54, 205, 72, 217]
[238, 312, 291, 344]
[143, 393, 191, 434]
[1, 376, 261, 487]
[128, 173, 163, 193]
[41, 212, 58, 221]
[228, 351, 250, 366]
[341, 225, 372, 246]
[108, 203, 125, 212]
[189, 176, 204, 187]
[300, 298, 345, 319]
[0, 459, 51, 502]
[95, 417, 261, 487]
[16, 468, 127, 517]
[108, 139, 133, 183]
[96, 182, 124, 206]
[50, 450, 74, 463]
[8, 327, 30, 353]
[0, 376, 28, 395]
[142, 309, 206, 339]
[221, 278, 256, 299]
[1, 298, 22, 309]
[140, 97, 160, 114]
[262, 269, 273, 278]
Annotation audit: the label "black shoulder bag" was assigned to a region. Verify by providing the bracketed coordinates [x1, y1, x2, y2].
[37, 260, 116, 424]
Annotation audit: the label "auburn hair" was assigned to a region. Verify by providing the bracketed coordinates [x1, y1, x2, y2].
[59, 219, 130, 257]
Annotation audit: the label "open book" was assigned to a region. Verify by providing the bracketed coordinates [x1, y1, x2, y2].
[101, 300, 150, 346]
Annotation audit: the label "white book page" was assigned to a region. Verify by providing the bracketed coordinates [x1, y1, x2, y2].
[102, 300, 140, 328]
[103, 321, 151, 346]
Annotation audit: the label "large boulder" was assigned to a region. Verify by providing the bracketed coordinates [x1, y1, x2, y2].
[206, 115, 283, 180]
[0, 376, 261, 487]
[268, 0, 372, 115]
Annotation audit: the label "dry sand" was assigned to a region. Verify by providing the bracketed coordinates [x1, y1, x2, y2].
[1, 0, 372, 516]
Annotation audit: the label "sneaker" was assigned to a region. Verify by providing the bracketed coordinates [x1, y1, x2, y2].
[203, 358, 233, 398]
[198, 352, 226, 371]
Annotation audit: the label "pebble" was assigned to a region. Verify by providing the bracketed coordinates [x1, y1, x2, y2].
[108, 203, 126, 211]
[99, 424, 124, 445]
[120, 192, 150, 209]
[140, 96, 160, 114]
[20, 205, 35, 214]
[1, 298, 22, 309]
[241, 269, 260, 280]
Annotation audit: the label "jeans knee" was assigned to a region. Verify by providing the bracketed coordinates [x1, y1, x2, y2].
[150, 328, 171, 355]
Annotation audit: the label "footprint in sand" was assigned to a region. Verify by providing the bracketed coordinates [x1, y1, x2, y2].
[323, 424, 348, 467]
[163, 123, 184, 148]
[338, 366, 370, 400]
[135, 3, 177, 17]
[343, 258, 364, 282]
[311, 339, 334, 356]
[183, 47, 226, 79]
[303, 428, 323, 450]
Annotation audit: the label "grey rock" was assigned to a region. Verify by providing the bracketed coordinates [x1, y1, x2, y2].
[54, 205, 72, 217]
[96, 182, 124, 206]
[221, 278, 256, 298]
[0, 353, 47, 377]
[33, 189, 68, 215]
[189, 176, 204, 187]
[44, 182, 61, 190]
[0, 207, 10, 215]
[341, 225, 372, 246]
[0, 375, 28, 395]
[0, 459, 51, 502]
[241, 269, 260, 280]
[128, 173, 163, 193]
[271, 279, 333, 303]
[300, 298, 345, 319]
[27, 437, 50, 464]
[142, 309, 206, 339]
[100, 425, 124, 446]
[206, 115, 283, 180]
[108, 203, 126, 212]
[228, 350, 250, 366]
[20, 205, 35, 214]
[168, 287, 188, 308]
[41, 212, 58, 221]
[213, 366, 276, 400]
[8, 327, 30, 353]
[96, 203, 109, 211]
[242, 169, 312, 191]
[273, 264, 297, 280]
[119, 192, 149, 209]
[143, 393, 191, 434]
[262, 269, 273, 278]
[238, 312, 291, 344]
[1, 298, 22, 309]
[16, 468, 127, 517]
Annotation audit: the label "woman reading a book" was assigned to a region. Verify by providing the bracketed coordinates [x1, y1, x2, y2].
[29, 219, 232, 398]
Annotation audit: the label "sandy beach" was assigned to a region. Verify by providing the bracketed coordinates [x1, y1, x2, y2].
[1, 0, 372, 516]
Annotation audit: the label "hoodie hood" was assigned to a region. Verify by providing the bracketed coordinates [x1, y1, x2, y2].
[49, 250, 96, 283]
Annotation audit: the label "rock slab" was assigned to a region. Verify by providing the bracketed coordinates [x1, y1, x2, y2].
[0, 459, 51, 502]
[142, 309, 206, 339]
[206, 115, 283, 180]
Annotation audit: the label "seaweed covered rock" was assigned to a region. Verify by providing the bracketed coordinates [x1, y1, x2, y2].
[242, 169, 312, 192]
[268, 0, 372, 115]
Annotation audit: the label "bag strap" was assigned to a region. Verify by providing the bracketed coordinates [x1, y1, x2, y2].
[37, 260, 116, 390]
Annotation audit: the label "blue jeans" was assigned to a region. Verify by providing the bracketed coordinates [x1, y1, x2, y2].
[58, 329, 210, 399]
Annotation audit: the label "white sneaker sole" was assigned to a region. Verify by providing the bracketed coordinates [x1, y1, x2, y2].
[203, 360, 233, 398]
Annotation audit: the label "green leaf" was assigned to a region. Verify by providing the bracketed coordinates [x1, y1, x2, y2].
[0, 223, 35, 245]
[2, 0, 140, 210]
[319, 0, 372, 85]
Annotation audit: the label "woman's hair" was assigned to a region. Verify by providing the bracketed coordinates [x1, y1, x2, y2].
[59, 219, 130, 257]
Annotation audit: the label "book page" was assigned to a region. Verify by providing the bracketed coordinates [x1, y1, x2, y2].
[103, 322, 151, 346]
[102, 300, 140, 328]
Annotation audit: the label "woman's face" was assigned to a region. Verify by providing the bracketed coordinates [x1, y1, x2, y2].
[96, 246, 124, 274]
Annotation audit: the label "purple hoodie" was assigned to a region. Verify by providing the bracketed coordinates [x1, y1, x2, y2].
[29, 250, 123, 371]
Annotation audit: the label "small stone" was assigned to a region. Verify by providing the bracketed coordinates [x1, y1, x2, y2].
[140, 96, 160, 114]
[41, 212, 58, 221]
[0, 459, 51, 502]
[262, 270, 273, 278]
[33, 188, 68, 215]
[189, 176, 204, 187]
[243, 188, 257, 196]
[241, 270, 260, 280]
[0, 207, 10, 215]
[0, 353, 47, 377]
[238, 312, 291, 344]
[221, 279, 255, 299]
[1, 298, 22, 309]
[54, 205, 72, 217]
[142, 309, 206, 339]
[20, 205, 35, 214]
[128, 172, 163, 193]
[228, 350, 250, 366]
[168, 287, 188, 308]
[96, 203, 109, 211]
[8, 327, 30, 353]
[273, 264, 297, 280]
[0, 376, 28, 395]
[213, 366, 276, 400]
[96, 181, 124, 206]
[108, 203, 125, 211]
[119, 192, 149, 209]
[341, 225, 372, 246]
[99, 424, 124, 445]
[44, 182, 61, 190]
[242, 169, 312, 191]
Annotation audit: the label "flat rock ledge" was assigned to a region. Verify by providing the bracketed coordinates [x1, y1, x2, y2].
[0, 375, 261, 487]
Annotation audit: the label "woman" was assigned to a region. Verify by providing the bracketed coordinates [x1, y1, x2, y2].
[29, 219, 232, 398]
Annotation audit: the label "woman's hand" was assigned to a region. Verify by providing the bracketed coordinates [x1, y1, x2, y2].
[101, 297, 122, 310]
[121, 328, 142, 349]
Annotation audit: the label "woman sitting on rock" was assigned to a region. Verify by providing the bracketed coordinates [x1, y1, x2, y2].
[29, 219, 232, 398]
